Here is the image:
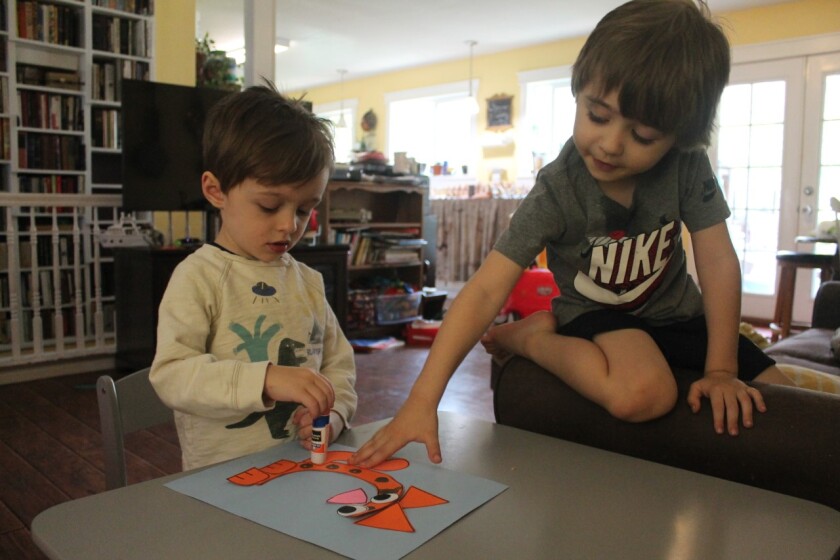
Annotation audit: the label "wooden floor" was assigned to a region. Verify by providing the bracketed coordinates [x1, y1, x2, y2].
[0, 342, 494, 559]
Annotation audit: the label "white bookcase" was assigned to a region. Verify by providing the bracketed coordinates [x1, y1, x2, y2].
[0, 0, 155, 364]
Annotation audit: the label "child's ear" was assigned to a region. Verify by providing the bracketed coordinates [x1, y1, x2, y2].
[202, 172, 225, 209]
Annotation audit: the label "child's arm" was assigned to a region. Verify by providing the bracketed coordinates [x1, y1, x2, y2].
[686, 222, 766, 435]
[150, 265, 275, 418]
[349, 250, 525, 467]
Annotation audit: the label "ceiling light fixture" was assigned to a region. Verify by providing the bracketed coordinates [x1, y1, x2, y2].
[274, 37, 290, 54]
[337, 69, 348, 128]
[465, 40, 479, 115]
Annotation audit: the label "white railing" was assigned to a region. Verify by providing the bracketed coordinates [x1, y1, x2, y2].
[0, 193, 125, 369]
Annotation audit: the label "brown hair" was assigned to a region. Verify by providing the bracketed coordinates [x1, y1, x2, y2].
[202, 81, 334, 193]
[571, 0, 730, 149]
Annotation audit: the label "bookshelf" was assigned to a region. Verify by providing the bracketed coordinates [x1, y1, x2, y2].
[0, 0, 153, 354]
[318, 179, 430, 338]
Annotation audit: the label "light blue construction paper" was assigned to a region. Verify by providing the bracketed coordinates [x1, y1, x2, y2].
[166, 443, 507, 560]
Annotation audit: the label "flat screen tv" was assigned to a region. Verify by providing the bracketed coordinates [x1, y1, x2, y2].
[121, 79, 234, 211]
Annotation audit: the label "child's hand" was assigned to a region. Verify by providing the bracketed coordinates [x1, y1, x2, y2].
[264, 364, 335, 422]
[687, 373, 766, 436]
[349, 396, 440, 468]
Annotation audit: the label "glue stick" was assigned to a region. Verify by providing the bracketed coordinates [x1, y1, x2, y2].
[311, 415, 330, 464]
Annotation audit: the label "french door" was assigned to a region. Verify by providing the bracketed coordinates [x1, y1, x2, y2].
[709, 39, 840, 323]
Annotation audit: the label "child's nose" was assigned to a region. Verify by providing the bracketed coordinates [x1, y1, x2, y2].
[275, 209, 298, 233]
[599, 126, 624, 156]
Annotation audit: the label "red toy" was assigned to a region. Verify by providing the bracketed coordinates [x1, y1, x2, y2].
[497, 266, 560, 323]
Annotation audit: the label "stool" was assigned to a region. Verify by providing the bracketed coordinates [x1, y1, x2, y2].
[770, 250, 835, 342]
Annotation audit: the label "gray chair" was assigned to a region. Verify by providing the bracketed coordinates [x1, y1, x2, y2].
[96, 367, 174, 490]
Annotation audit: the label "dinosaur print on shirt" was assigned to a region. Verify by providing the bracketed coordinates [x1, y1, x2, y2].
[225, 314, 305, 438]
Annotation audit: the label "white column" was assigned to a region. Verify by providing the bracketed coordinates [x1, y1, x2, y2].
[243, 0, 276, 87]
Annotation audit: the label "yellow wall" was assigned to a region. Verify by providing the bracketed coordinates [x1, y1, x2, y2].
[722, 0, 839, 44]
[153, 0, 839, 195]
[155, 0, 196, 86]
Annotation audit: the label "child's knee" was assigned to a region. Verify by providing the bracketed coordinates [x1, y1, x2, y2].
[604, 376, 677, 422]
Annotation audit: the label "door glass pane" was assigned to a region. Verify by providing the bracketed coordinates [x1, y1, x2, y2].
[714, 80, 786, 296]
[817, 73, 840, 241]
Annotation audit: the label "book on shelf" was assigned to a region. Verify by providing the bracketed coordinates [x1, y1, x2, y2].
[17, 64, 82, 91]
[0, 119, 9, 160]
[17, 133, 84, 170]
[18, 90, 83, 130]
[16, 2, 82, 47]
[92, 14, 151, 57]
[378, 248, 420, 263]
[45, 70, 83, 91]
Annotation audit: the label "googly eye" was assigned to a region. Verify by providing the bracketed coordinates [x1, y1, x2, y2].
[370, 492, 400, 504]
[337, 505, 370, 517]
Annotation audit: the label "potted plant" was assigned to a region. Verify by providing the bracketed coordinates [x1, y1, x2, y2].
[195, 33, 241, 91]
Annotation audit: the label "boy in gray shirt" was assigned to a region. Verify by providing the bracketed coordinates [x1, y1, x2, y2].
[351, 0, 792, 468]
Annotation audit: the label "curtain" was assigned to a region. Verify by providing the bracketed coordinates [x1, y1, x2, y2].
[431, 198, 522, 283]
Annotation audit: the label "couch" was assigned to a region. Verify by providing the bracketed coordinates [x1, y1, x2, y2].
[491, 283, 840, 513]
[765, 280, 840, 376]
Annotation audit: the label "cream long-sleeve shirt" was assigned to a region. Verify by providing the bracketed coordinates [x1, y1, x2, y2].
[150, 244, 357, 470]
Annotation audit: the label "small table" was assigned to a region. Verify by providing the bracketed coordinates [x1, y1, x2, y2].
[32, 412, 840, 559]
[795, 234, 840, 280]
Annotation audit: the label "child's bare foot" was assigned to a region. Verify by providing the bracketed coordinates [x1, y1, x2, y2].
[481, 310, 557, 360]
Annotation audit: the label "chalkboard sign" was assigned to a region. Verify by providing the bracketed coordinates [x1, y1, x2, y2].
[486, 94, 513, 131]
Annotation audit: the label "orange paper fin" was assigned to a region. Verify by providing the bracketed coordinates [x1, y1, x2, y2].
[399, 486, 449, 509]
[355, 504, 415, 533]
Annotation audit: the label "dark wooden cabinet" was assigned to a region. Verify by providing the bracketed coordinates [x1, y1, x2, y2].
[114, 244, 349, 371]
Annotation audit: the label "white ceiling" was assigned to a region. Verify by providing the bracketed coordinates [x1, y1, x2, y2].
[195, 0, 788, 91]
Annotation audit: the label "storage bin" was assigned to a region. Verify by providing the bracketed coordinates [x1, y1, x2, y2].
[375, 292, 422, 325]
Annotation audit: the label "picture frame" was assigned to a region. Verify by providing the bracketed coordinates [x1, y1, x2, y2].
[486, 94, 513, 131]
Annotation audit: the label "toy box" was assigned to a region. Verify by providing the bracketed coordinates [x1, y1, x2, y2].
[375, 292, 422, 325]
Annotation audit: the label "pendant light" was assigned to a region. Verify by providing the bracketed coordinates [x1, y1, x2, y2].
[337, 69, 348, 128]
[466, 40, 479, 115]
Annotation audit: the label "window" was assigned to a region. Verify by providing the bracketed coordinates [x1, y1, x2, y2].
[517, 66, 575, 178]
[314, 100, 357, 164]
[386, 81, 478, 183]
[714, 79, 787, 296]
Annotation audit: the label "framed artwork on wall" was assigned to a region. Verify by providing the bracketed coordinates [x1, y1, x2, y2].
[486, 94, 513, 131]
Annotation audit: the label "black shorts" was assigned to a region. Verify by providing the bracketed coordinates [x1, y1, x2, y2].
[556, 310, 775, 381]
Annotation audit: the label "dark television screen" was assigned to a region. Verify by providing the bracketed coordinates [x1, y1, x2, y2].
[121, 79, 234, 211]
